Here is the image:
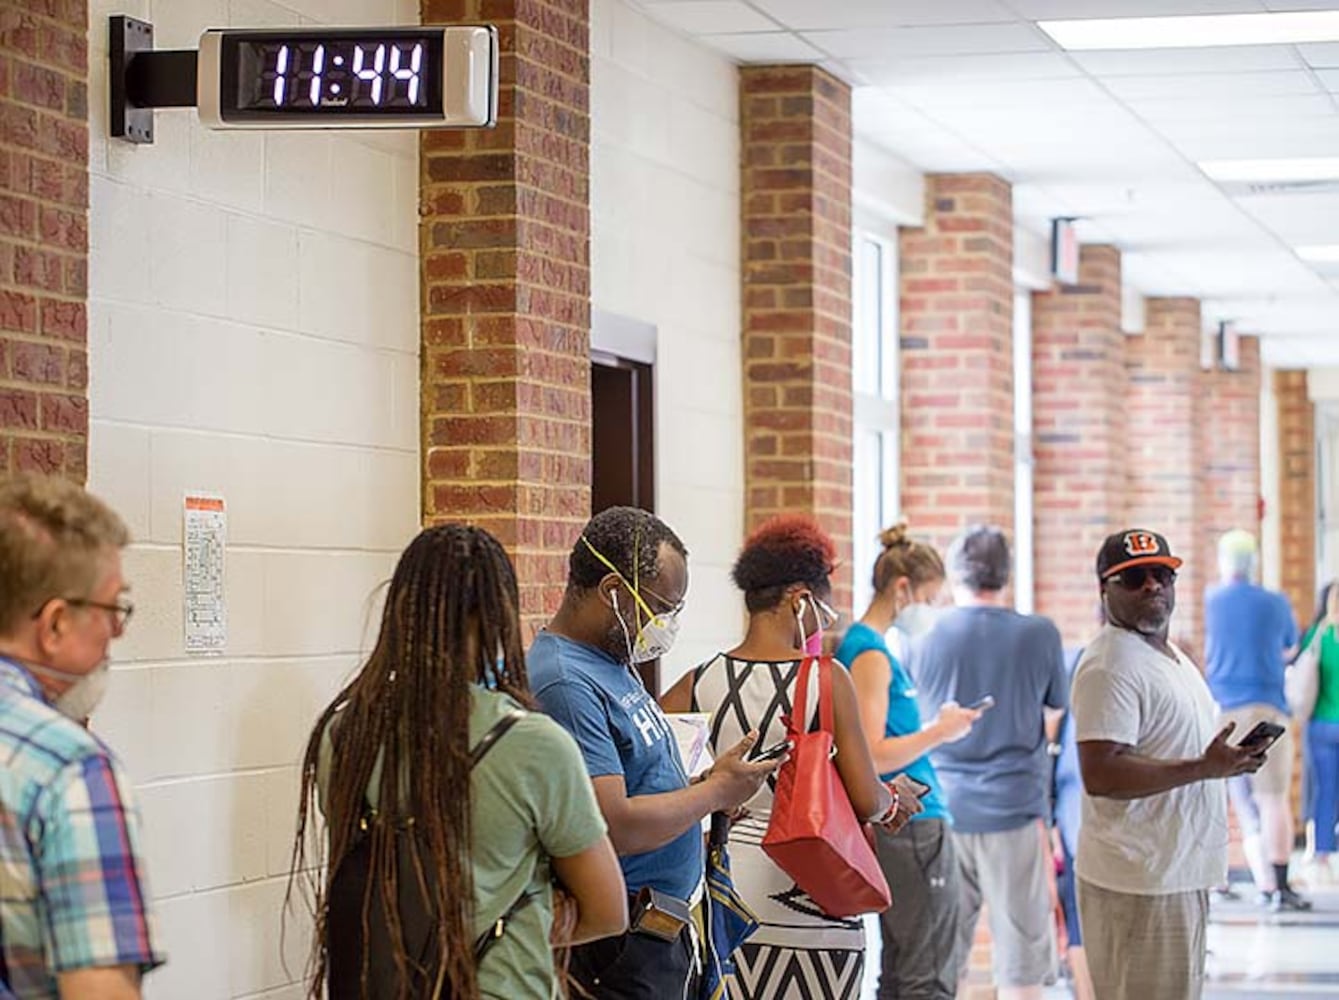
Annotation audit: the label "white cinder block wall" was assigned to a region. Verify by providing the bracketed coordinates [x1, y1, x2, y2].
[590, 0, 744, 687]
[86, 0, 420, 996]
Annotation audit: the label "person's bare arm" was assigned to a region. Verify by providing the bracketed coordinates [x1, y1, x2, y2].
[550, 834, 628, 945]
[591, 734, 779, 855]
[58, 966, 141, 1000]
[829, 664, 894, 821]
[1079, 723, 1266, 801]
[848, 650, 976, 775]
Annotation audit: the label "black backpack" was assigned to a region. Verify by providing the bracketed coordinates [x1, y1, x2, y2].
[326, 709, 529, 999]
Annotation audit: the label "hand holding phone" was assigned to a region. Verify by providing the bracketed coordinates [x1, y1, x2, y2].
[750, 738, 793, 763]
[968, 695, 995, 712]
[1235, 720, 1286, 753]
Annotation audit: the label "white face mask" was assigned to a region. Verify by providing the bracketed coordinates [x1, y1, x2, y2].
[894, 603, 939, 639]
[25, 661, 111, 721]
[611, 592, 681, 664]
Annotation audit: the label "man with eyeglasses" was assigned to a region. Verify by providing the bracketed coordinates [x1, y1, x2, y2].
[0, 475, 163, 999]
[529, 506, 778, 999]
[1073, 529, 1268, 1000]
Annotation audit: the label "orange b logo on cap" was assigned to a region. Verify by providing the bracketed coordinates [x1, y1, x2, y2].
[1124, 532, 1160, 556]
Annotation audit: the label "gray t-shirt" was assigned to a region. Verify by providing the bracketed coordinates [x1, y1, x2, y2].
[1071, 625, 1227, 895]
[909, 605, 1068, 833]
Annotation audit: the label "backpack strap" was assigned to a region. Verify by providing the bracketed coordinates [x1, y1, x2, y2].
[470, 708, 527, 769]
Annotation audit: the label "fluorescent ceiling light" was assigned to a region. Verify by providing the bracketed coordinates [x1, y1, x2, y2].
[1039, 11, 1339, 51]
[1198, 157, 1339, 182]
[1295, 245, 1339, 263]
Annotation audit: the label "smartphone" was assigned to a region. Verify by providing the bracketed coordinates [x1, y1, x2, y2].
[751, 738, 793, 763]
[902, 775, 933, 799]
[968, 695, 996, 712]
[1236, 720, 1286, 753]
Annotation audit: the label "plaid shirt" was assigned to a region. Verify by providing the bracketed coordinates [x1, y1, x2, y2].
[0, 658, 164, 998]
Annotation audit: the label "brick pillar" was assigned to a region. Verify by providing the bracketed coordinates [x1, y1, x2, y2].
[420, 0, 591, 627]
[739, 65, 854, 606]
[1276, 369, 1316, 624]
[1124, 298, 1206, 650]
[898, 174, 1014, 555]
[1199, 336, 1262, 587]
[1031, 245, 1125, 645]
[0, 2, 90, 480]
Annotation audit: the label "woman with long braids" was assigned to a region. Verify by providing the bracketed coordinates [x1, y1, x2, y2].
[289, 524, 626, 999]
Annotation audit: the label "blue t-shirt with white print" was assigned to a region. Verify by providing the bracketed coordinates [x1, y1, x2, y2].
[529, 630, 703, 901]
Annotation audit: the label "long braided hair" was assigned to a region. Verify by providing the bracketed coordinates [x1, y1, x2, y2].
[288, 523, 533, 999]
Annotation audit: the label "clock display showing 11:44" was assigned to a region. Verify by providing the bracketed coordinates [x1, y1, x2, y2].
[240, 39, 429, 111]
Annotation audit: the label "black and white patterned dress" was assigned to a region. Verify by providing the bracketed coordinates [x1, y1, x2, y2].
[691, 655, 866, 1000]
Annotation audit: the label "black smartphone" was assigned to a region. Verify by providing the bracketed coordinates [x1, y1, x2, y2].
[751, 738, 792, 763]
[1236, 720, 1286, 753]
[968, 695, 996, 711]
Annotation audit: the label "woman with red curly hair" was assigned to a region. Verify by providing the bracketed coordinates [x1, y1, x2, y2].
[663, 514, 918, 1000]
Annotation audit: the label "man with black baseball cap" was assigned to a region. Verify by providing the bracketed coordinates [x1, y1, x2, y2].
[1071, 529, 1269, 1000]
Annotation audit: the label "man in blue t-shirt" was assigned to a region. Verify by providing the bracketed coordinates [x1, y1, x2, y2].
[530, 506, 777, 999]
[909, 525, 1067, 1000]
[1204, 529, 1309, 912]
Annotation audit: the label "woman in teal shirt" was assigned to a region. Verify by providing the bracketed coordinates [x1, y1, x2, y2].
[836, 524, 982, 1000]
[1301, 580, 1339, 877]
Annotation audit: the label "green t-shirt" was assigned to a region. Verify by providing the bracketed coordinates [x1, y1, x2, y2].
[317, 688, 607, 999]
[1301, 623, 1339, 723]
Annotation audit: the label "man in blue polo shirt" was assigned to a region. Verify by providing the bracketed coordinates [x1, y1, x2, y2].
[530, 506, 777, 999]
[1204, 529, 1309, 911]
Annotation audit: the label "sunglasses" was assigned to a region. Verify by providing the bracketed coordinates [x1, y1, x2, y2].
[1107, 565, 1177, 590]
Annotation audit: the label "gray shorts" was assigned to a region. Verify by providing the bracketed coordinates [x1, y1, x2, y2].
[1078, 879, 1208, 1000]
[874, 818, 961, 999]
[954, 821, 1056, 989]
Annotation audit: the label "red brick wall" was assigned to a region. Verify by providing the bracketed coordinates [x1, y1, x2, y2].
[739, 65, 854, 607]
[898, 173, 1014, 556]
[1276, 369, 1316, 625]
[0, 1, 90, 481]
[1199, 336, 1262, 591]
[1031, 245, 1125, 644]
[1125, 298, 1207, 649]
[420, 0, 591, 629]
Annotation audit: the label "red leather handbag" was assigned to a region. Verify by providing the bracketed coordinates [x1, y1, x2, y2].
[762, 655, 892, 917]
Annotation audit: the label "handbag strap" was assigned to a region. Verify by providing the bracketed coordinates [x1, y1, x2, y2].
[470, 708, 526, 768]
[791, 656, 835, 735]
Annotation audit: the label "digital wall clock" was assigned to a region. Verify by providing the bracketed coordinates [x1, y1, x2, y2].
[110, 17, 498, 143]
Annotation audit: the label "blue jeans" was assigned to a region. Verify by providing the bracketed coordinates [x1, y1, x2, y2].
[1307, 720, 1339, 853]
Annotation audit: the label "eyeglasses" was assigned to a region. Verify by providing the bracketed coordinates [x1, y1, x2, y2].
[640, 583, 686, 620]
[1108, 565, 1177, 590]
[66, 598, 135, 629]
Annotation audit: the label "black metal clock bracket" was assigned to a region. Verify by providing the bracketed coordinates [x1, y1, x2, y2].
[110, 16, 199, 144]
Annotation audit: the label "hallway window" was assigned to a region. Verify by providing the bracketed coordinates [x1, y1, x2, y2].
[852, 232, 899, 612]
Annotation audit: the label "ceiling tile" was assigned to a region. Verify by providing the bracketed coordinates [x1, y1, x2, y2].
[1297, 42, 1339, 68]
[1011, 0, 1259, 15]
[1071, 45, 1300, 76]
[1130, 93, 1338, 123]
[1102, 70, 1321, 101]
[801, 22, 1052, 60]
[1316, 68, 1339, 91]
[884, 75, 1110, 109]
[746, 0, 1016, 31]
[1236, 191, 1339, 243]
[695, 31, 822, 62]
[846, 52, 1082, 86]
[642, 1, 780, 34]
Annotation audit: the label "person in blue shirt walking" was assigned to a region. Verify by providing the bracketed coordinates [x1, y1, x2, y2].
[837, 523, 982, 1000]
[1204, 529, 1309, 911]
[529, 506, 779, 999]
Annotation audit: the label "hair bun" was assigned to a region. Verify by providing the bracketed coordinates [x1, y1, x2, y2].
[878, 522, 911, 550]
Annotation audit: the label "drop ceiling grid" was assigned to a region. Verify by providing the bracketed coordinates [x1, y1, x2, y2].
[629, 0, 1339, 362]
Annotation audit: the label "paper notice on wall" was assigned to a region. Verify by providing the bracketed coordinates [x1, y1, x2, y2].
[183, 494, 227, 654]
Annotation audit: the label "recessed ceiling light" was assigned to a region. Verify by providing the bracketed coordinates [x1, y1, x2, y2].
[1198, 158, 1339, 183]
[1038, 11, 1339, 51]
[1296, 245, 1339, 263]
